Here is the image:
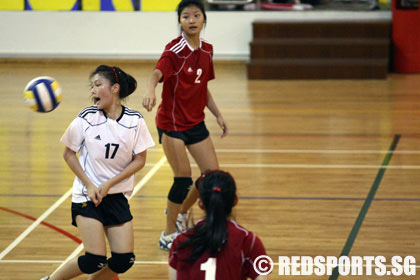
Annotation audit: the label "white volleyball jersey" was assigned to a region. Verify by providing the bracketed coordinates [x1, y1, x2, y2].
[61, 106, 155, 203]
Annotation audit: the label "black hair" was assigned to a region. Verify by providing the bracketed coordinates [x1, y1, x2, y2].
[177, 170, 236, 262]
[89, 65, 137, 100]
[177, 0, 207, 24]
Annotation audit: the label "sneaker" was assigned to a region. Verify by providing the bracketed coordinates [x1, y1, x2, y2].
[40, 277, 50, 280]
[159, 231, 178, 251]
[176, 212, 189, 233]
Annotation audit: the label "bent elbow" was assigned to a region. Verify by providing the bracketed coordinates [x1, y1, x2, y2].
[63, 148, 74, 163]
[137, 159, 146, 171]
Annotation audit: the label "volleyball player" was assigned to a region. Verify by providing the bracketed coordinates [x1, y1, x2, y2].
[169, 170, 269, 280]
[142, 0, 228, 251]
[41, 65, 154, 280]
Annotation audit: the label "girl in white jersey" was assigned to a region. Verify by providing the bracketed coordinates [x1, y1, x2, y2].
[41, 65, 154, 280]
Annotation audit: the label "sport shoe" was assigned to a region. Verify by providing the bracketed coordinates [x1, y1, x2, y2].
[176, 212, 189, 233]
[40, 277, 50, 280]
[159, 231, 178, 251]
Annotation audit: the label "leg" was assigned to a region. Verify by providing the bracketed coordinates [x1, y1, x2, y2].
[187, 136, 219, 172]
[161, 134, 192, 235]
[88, 222, 134, 280]
[180, 137, 219, 213]
[50, 216, 107, 280]
[48, 259, 80, 280]
[179, 187, 199, 214]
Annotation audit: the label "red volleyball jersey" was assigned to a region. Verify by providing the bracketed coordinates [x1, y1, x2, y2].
[169, 220, 266, 280]
[155, 34, 215, 131]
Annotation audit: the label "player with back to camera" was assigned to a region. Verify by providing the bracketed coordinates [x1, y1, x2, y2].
[169, 170, 269, 280]
[142, 0, 228, 251]
[41, 65, 155, 280]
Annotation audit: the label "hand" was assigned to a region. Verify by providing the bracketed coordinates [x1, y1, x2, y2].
[217, 116, 228, 138]
[98, 181, 111, 199]
[142, 90, 156, 112]
[86, 183, 102, 207]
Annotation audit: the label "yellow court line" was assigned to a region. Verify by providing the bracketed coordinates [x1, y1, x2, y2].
[147, 148, 420, 155]
[143, 162, 420, 169]
[222, 108, 420, 115]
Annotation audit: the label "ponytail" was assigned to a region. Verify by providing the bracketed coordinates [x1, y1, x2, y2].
[177, 170, 236, 262]
[90, 65, 137, 100]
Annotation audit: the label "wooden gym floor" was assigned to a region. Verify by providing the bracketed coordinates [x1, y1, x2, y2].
[0, 60, 419, 279]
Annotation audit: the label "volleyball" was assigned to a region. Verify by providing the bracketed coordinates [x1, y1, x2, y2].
[24, 76, 62, 113]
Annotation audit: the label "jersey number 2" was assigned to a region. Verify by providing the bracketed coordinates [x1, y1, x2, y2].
[105, 143, 119, 159]
[200, 258, 216, 280]
[195, 68, 203, 84]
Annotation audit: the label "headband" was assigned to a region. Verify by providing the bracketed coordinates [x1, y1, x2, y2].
[112, 67, 119, 83]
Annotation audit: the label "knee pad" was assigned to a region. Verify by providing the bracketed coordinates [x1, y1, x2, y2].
[108, 252, 135, 274]
[168, 177, 193, 204]
[78, 252, 107, 274]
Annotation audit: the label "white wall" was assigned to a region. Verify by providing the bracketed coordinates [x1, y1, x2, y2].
[0, 11, 391, 60]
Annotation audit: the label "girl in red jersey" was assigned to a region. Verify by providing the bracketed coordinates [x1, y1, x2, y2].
[169, 170, 269, 280]
[142, 0, 228, 250]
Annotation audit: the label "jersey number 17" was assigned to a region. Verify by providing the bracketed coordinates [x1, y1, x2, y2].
[105, 143, 119, 159]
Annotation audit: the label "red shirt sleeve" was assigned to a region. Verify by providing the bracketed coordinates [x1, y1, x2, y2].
[155, 51, 176, 83]
[206, 46, 215, 81]
[169, 237, 179, 269]
[208, 56, 215, 81]
[243, 233, 267, 280]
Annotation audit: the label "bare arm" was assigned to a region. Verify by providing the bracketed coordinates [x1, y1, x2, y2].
[168, 267, 177, 280]
[63, 147, 101, 206]
[206, 89, 228, 137]
[98, 150, 147, 197]
[142, 69, 163, 112]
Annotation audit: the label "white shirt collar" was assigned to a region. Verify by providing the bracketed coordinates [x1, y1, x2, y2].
[182, 32, 201, 51]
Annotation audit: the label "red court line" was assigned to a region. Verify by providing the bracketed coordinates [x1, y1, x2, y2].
[0, 206, 81, 244]
[0, 206, 120, 280]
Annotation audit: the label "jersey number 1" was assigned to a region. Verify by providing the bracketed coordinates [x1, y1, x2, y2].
[200, 258, 216, 280]
[105, 143, 119, 159]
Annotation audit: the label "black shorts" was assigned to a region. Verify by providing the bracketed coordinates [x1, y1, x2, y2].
[157, 121, 210, 145]
[71, 193, 133, 227]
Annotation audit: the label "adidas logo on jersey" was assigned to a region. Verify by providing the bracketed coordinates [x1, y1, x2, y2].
[95, 135, 101, 140]
[187, 67, 193, 73]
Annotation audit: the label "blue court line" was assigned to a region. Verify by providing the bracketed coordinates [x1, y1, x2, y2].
[238, 196, 420, 202]
[0, 193, 418, 202]
[329, 134, 401, 280]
